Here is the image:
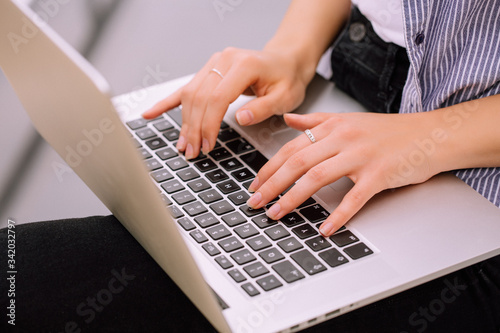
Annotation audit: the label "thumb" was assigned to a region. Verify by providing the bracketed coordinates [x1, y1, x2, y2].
[283, 112, 329, 131]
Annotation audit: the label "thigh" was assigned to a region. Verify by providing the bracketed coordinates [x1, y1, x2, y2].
[0, 216, 216, 332]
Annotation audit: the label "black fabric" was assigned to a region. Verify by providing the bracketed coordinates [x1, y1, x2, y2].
[330, 6, 410, 114]
[1, 216, 500, 332]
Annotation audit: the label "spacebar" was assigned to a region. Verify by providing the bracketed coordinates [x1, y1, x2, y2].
[240, 151, 268, 173]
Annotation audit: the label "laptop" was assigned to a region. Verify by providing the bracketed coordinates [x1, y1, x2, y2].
[2, 1, 500, 332]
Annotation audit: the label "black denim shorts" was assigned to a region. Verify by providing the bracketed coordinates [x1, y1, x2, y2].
[330, 6, 410, 114]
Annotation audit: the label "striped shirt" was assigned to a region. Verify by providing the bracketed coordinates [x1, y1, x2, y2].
[399, 0, 500, 207]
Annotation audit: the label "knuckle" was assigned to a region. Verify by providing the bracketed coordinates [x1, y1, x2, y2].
[346, 188, 365, 207]
[286, 153, 307, 170]
[208, 90, 225, 106]
[306, 165, 327, 183]
[281, 141, 298, 157]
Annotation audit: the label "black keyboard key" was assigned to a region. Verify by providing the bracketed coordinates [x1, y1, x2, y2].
[206, 225, 232, 240]
[220, 121, 229, 129]
[252, 214, 277, 229]
[281, 212, 305, 227]
[265, 225, 290, 241]
[300, 204, 330, 223]
[218, 128, 240, 142]
[220, 158, 243, 171]
[226, 138, 254, 154]
[198, 189, 223, 204]
[209, 148, 232, 161]
[259, 248, 285, 264]
[290, 249, 327, 275]
[246, 235, 272, 251]
[210, 200, 235, 215]
[298, 197, 316, 208]
[239, 204, 264, 217]
[189, 229, 208, 243]
[228, 269, 246, 283]
[221, 212, 246, 227]
[183, 201, 208, 217]
[138, 148, 152, 159]
[234, 223, 259, 239]
[241, 282, 260, 296]
[231, 168, 254, 182]
[240, 151, 268, 172]
[215, 255, 233, 269]
[169, 205, 184, 218]
[228, 191, 250, 205]
[330, 231, 359, 247]
[230, 249, 256, 265]
[177, 217, 196, 231]
[315, 223, 346, 234]
[127, 118, 148, 130]
[144, 158, 162, 171]
[153, 119, 174, 132]
[292, 224, 318, 239]
[256, 275, 282, 291]
[194, 159, 217, 172]
[272, 261, 305, 283]
[172, 190, 196, 205]
[242, 180, 253, 190]
[136, 127, 155, 140]
[161, 179, 185, 194]
[218, 236, 244, 253]
[163, 129, 180, 141]
[344, 243, 373, 259]
[176, 167, 200, 181]
[145, 137, 167, 150]
[194, 213, 219, 228]
[150, 169, 173, 183]
[202, 242, 221, 256]
[217, 180, 240, 194]
[319, 248, 349, 267]
[243, 262, 269, 278]
[165, 157, 188, 171]
[156, 147, 177, 160]
[206, 169, 229, 183]
[306, 236, 332, 252]
[165, 107, 183, 127]
[187, 179, 211, 193]
[277, 237, 303, 253]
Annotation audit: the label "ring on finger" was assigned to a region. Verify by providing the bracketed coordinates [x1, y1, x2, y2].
[210, 68, 224, 79]
[304, 129, 316, 143]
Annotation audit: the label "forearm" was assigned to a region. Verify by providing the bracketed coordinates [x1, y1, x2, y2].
[424, 94, 500, 174]
[264, 0, 351, 85]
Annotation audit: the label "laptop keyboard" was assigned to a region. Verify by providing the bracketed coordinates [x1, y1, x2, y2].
[126, 107, 374, 297]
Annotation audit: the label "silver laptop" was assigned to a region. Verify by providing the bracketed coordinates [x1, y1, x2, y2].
[2, 1, 500, 332]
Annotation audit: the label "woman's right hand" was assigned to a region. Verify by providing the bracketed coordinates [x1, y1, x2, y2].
[142, 46, 313, 159]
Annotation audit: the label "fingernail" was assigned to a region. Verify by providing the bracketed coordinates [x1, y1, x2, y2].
[202, 138, 210, 154]
[248, 177, 259, 193]
[247, 192, 262, 208]
[266, 203, 281, 220]
[236, 110, 253, 126]
[177, 136, 186, 151]
[185, 143, 194, 159]
[319, 223, 334, 237]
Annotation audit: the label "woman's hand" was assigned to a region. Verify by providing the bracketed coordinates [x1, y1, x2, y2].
[142, 47, 312, 159]
[246, 111, 444, 236]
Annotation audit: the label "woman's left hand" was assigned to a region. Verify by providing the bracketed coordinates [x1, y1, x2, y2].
[246, 111, 444, 236]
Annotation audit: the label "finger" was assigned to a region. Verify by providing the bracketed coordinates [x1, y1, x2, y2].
[318, 181, 379, 237]
[265, 156, 350, 220]
[142, 88, 182, 119]
[184, 70, 227, 159]
[234, 85, 303, 126]
[247, 138, 339, 211]
[248, 123, 328, 193]
[283, 112, 331, 131]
